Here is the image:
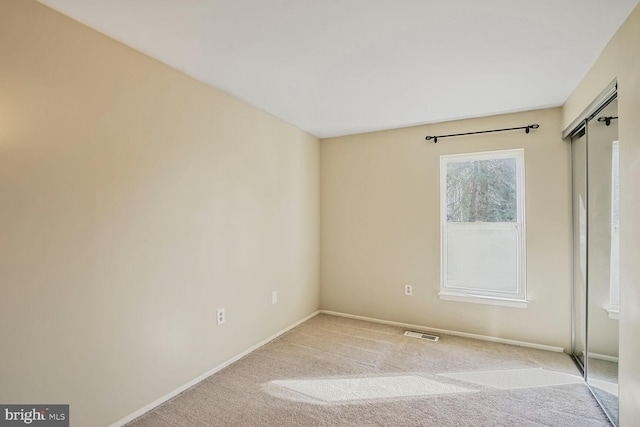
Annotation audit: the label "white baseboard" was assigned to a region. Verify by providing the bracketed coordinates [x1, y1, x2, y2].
[582, 350, 619, 363]
[319, 310, 565, 353]
[109, 310, 320, 427]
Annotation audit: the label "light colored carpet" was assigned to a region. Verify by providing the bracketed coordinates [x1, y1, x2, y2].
[589, 379, 618, 397]
[272, 375, 477, 403]
[438, 368, 584, 390]
[126, 313, 610, 426]
[586, 357, 618, 424]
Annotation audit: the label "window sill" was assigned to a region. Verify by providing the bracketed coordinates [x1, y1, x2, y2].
[606, 307, 619, 320]
[438, 291, 528, 308]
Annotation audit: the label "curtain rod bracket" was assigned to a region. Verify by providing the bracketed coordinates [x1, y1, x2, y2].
[597, 116, 618, 126]
[425, 123, 540, 143]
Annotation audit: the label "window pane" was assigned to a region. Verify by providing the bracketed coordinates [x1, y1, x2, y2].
[446, 158, 517, 222]
[612, 142, 619, 224]
[610, 141, 620, 309]
[446, 225, 519, 294]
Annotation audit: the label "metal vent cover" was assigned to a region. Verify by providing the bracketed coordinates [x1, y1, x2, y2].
[404, 330, 440, 342]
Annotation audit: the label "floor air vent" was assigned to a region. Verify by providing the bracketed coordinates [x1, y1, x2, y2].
[404, 331, 439, 341]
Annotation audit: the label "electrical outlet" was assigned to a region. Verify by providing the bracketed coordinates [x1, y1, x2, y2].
[272, 291, 278, 305]
[405, 284, 413, 296]
[216, 308, 225, 325]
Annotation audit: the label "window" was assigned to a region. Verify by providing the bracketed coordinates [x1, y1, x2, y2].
[608, 141, 620, 319]
[439, 149, 526, 307]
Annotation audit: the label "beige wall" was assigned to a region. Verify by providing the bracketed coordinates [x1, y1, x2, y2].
[0, 1, 319, 426]
[563, 4, 640, 424]
[321, 107, 573, 349]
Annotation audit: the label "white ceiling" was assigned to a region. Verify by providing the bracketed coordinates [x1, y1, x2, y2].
[39, 0, 639, 138]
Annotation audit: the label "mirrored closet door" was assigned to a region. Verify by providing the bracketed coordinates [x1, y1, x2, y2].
[586, 97, 619, 425]
[569, 87, 619, 426]
[571, 126, 587, 371]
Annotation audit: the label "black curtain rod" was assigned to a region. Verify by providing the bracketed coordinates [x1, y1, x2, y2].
[425, 124, 539, 143]
[597, 116, 618, 126]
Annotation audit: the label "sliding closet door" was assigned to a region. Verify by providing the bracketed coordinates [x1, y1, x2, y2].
[586, 98, 619, 425]
[568, 83, 619, 426]
[571, 126, 587, 370]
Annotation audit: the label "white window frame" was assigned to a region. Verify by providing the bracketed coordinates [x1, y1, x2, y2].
[608, 141, 620, 320]
[439, 149, 527, 308]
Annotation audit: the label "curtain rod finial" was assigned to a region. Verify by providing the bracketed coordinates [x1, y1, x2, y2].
[525, 124, 540, 134]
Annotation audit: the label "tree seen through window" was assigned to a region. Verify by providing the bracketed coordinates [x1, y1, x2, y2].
[446, 158, 517, 223]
